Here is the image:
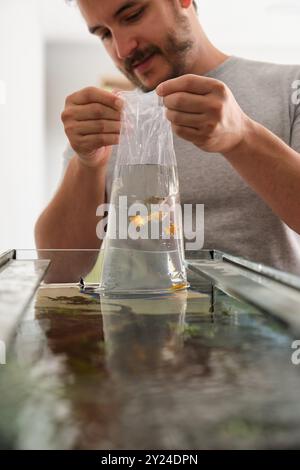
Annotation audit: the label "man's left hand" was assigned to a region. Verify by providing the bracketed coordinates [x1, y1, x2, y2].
[156, 74, 249, 154]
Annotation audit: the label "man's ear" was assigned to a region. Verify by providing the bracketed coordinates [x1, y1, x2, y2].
[179, 0, 193, 8]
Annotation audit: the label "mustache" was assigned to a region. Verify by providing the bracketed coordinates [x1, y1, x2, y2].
[124, 46, 161, 72]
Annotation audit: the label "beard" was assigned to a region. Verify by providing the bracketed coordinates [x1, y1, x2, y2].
[117, 15, 194, 92]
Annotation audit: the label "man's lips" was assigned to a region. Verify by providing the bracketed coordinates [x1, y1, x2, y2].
[132, 53, 156, 73]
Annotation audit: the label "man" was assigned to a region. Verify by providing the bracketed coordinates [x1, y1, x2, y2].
[35, 0, 300, 274]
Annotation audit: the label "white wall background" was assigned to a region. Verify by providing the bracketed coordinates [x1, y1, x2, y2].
[0, 0, 44, 250]
[1, 0, 300, 249]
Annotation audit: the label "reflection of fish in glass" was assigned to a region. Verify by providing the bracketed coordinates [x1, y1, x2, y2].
[171, 282, 187, 290]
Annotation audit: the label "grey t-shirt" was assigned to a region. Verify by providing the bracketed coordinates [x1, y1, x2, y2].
[63, 56, 300, 274]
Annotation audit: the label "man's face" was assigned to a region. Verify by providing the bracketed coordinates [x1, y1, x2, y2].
[78, 0, 194, 92]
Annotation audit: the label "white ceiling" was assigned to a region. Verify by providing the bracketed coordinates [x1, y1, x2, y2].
[39, 0, 300, 47]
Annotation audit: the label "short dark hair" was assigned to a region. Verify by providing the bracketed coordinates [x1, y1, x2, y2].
[67, 0, 198, 9]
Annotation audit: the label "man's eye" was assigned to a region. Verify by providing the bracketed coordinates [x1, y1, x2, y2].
[125, 8, 144, 22]
[101, 30, 111, 41]
[100, 7, 145, 40]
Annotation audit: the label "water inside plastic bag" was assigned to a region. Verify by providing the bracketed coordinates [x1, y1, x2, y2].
[99, 91, 188, 295]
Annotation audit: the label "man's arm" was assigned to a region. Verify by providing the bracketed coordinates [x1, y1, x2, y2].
[35, 152, 107, 250]
[35, 86, 122, 282]
[35, 86, 122, 249]
[157, 74, 300, 234]
[223, 119, 300, 234]
[34, 152, 110, 283]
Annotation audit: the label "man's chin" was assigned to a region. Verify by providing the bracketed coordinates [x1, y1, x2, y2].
[135, 77, 162, 93]
[120, 60, 175, 93]
[121, 73, 161, 93]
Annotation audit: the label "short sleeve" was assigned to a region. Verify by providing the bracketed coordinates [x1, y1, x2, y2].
[62, 144, 75, 176]
[290, 78, 300, 153]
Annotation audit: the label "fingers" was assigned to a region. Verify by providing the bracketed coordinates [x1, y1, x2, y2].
[75, 119, 121, 136]
[156, 74, 217, 97]
[62, 86, 124, 163]
[162, 92, 210, 114]
[72, 133, 120, 156]
[71, 103, 122, 121]
[171, 124, 199, 142]
[81, 133, 120, 148]
[165, 109, 207, 129]
[66, 86, 123, 111]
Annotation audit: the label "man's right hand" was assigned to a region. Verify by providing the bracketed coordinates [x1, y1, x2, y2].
[61, 87, 123, 168]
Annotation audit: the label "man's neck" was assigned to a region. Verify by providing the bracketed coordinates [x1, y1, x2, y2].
[185, 19, 229, 76]
[188, 44, 229, 77]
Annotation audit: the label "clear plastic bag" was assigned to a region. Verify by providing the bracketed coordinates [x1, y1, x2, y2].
[99, 90, 188, 295]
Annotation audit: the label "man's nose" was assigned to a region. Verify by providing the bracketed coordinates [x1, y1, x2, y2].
[113, 33, 138, 60]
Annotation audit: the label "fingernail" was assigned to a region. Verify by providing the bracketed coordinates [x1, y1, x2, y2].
[156, 85, 163, 96]
[115, 98, 124, 110]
